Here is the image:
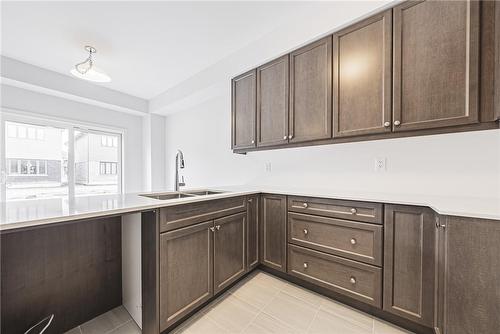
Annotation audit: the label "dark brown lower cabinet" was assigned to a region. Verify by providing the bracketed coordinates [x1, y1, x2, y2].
[159, 221, 214, 331]
[383, 205, 437, 327]
[260, 194, 287, 272]
[246, 195, 259, 271]
[214, 212, 246, 293]
[436, 216, 500, 334]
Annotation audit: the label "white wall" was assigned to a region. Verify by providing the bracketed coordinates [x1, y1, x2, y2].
[1, 84, 146, 192]
[165, 91, 500, 200]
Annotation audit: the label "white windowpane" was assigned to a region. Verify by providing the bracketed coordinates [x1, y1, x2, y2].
[18, 126, 26, 138]
[112, 137, 118, 147]
[8, 124, 17, 137]
[27, 127, 36, 139]
[5, 121, 68, 200]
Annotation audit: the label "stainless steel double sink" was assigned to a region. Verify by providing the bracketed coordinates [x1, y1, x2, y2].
[139, 189, 225, 200]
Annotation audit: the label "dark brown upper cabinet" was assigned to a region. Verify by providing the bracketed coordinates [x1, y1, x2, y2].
[393, 0, 480, 132]
[289, 36, 332, 143]
[257, 56, 289, 147]
[231, 70, 256, 149]
[495, 1, 500, 120]
[246, 195, 259, 271]
[260, 194, 287, 272]
[213, 212, 246, 294]
[333, 10, 392, 137]
[383, 205, 436, 328]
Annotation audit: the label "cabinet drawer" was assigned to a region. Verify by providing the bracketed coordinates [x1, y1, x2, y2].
[288, 196, 383, 224]
[288, 244, 382, 307]
[160, 196, 246, 232]
[288, 213, 382, 266]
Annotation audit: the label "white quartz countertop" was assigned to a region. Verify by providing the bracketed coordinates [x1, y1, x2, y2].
[1, 185, 499, 231]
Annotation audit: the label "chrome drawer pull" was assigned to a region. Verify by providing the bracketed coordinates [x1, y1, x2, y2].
[209, 227, 215, 232]
[350, 238, 357, 245]
[303, 203, 308, 208]
[215, 225, 221, 230]
[303, 228, 308, 235]
[303, 262, 308, 269]
[350, 208, 357, 214]
[350, 276, 356, 284]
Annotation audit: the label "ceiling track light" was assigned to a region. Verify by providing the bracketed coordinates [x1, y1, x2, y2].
[70, 45, 111, 83]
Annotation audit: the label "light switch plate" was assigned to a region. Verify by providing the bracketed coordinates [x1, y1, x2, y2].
[265, 162, 272, 172]
[374, 157, 386, 172]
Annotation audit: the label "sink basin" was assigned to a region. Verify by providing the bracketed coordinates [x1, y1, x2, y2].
[182, 190, 225, 196]
[140, 192, 195, 200]
[139, 190, 226, 200]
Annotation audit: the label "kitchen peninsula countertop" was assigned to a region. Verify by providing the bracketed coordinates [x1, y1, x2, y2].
[1, 185, 499, 231]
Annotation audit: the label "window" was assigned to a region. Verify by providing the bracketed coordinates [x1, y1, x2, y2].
[2, 119, 122, 201]
[7, 159, 48, 175]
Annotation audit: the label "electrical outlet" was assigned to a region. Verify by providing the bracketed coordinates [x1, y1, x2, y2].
[374, 157, 386, 172]
[265, 162, 272, 173]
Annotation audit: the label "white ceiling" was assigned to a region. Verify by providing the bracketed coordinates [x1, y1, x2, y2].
[1, 1, 332, 99]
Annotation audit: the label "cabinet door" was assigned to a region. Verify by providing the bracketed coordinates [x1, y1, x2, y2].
[333, 10, 392, 137]
[232, 70, 256, 149]
[257, 56, 289, 147]
[393, 0, 480, 131]
[437, 216, 500, 334]
[246, 195, 259, 271]
[159, 221, 214, 331]
[213, 212, 246, 293]
[495, 1, 500, 120]
[383, 205, 436, 327]
[260, 194, 287, 272]
[290, 37, 332, 143]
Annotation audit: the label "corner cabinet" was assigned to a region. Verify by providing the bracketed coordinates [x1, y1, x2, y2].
[231, 70, 256, 149]
[392, 0, 480, 131]
[260, 194, 287, 272]
[436, 216, 500, 334]
[383, 205, 437, 327]
[289, 36, 332, 143]
[333, 9, 392, 137]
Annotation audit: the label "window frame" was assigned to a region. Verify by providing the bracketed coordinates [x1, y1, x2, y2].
[0, 109, 124, 201]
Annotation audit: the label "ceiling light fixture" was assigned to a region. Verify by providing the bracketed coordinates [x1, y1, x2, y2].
[70, 46, 111, 83]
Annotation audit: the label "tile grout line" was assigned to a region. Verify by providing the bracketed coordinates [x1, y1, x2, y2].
[304, 305, 321, 334]
[236, 284, 281, 334]
[103, 318, 133, 334]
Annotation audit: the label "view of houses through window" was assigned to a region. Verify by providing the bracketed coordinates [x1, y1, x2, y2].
[3, 119, 122, 200]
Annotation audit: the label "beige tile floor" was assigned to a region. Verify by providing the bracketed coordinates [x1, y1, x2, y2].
[66, 270, 415, 334]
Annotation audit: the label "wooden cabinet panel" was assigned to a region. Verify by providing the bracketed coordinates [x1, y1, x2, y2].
[159, 221, 214, 331]
[288, 244, 382, 307]
[290, 36, 332, 143]
[437, 216, 500, 334]
[232, 70, 256, 149]
[288, 212, 383, 266]
[383, 205, 436, 327]
[393, 0, 480, 131]
[495, 1, 500, 120]
[333, 10, 392, 137]
[257, 55, 289, 147]
[260, 194, 287, 272]
[288, 196, 383, 224]
[246, 195, 259, 271]
[213, 212, 246, 294]
[160, 196, 246, 232]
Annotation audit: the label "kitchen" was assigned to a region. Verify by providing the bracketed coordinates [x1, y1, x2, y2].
[1, 1, 499, 334]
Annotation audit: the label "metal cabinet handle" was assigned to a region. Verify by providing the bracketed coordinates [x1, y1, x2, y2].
[350, 238, 357, 245]
[288, 134, 293, 139]
[384, 121, 391, 127]
[350, 276, 356, 284]
[303, 228, 308, 235]
[209, 227, 215, 232]
[303, 262, 308, 269]
[303, 203, 308, 208]
[215, 225, 221, 230]
[394, 120, 401, 126]
[283, 136, 287, 140]
[350, 208, 357, 214]
[248, 198, 253, 203]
